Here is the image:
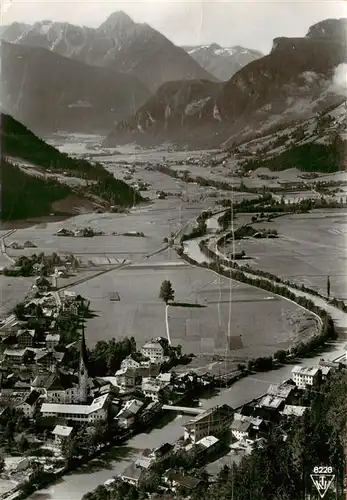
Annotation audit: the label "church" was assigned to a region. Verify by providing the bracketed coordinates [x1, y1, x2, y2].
[40, 328, 111, 422]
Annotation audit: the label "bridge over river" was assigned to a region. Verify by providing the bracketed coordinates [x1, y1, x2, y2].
[162, 405, 206, 415]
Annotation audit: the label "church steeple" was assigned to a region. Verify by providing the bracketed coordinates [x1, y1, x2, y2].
[78, 325, 89, 403]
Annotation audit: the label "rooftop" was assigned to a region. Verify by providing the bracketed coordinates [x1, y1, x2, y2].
[4, 349, 28, 357]
[291, 365, 320, 376]
[41, 394, 109, 415]
[195, 435, 219, 449]
[282, 405, 308, 417]
[231, 420, 252, 432]
[141, 341, 164, 350]
[52, 425, 73, 437]
[267, 383, 293, 399]
[121, 462, 144, 481]
[186, 404, 233, 425]
[45, 334, 61, 341]
[19, 390, 41, 407]
[259, 395, 284, 409]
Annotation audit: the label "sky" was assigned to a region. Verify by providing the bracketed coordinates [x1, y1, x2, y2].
[1, 0, 346, 53]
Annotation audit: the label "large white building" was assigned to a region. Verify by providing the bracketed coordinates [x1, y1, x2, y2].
[291, 365, 321, 389]
[40, 393, 109, 422]
[140, 341, 165, 364]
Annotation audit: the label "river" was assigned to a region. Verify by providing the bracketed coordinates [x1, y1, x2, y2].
[28, 340, 346, 500]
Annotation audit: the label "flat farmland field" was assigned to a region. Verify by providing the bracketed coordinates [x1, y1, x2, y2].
[0, 276, 35, 318]
[4, 196, 215, 265]
[69, 258, 319, 359]
[226, 209, 347, 299]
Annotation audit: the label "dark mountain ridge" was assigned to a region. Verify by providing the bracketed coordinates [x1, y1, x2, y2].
[0, 41, 151, 135]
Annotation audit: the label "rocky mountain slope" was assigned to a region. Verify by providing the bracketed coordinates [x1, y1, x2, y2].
[104, 79, 224, 148]
[0, 41, 151, 134]
[182, 44, 263, 81]
[1, 12, 216, 91]
[105, 18, 347, 149]
[1, 113, 143, 220]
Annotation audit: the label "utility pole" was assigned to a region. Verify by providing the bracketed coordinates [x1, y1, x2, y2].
[327, 276, 331, 299]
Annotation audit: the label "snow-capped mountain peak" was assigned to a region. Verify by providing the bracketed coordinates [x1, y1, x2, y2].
[182, 43, 264, 81]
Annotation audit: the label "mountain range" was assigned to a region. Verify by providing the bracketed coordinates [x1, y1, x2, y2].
[182, 44, 264, 81]
[105, 18, 347, 149]
[1, 12, 216, 92]
[1, 15, 346, 149]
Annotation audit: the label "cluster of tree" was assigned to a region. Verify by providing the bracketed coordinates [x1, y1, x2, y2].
[4, 251, 66, 277]
[241, 138, 344, 174]
[89, 177, 143, 207]
[1, 159, 73, 221]
[218, 194, 345, 231]
[87, 337, 137, 377]
[227, 225, 278, 240]
[181, 211, 211, 242]
[0, 408, 31, 454]
[17, 465, 55, 499]
[61, 421, 112, 468]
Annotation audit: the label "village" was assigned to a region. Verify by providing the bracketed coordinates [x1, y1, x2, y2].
[0, 252, 346, 499]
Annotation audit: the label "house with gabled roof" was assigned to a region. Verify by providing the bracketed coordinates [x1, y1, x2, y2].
[16, 329, 35, 348]
[16, 390, 41, 418]
[31, 371, 79, 404]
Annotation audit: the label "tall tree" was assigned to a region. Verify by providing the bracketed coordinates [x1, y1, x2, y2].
[159, 280, 175, 304]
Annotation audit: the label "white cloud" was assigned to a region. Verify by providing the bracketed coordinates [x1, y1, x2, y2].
[328, 63, 347, 96]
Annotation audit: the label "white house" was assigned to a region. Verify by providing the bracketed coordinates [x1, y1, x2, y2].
[291, 365, 322, 389]
[121, 355, 151, 371]
[114, 368, 136, 391]
[141, 378, 163, 401]
[121, 355, 141, 371]
[52, 425, 73, 450]
[231, 420, 252, 441]
[116, 399, 144, 429]
[45, 334, 60, 350]
[140, 341, 165, 364]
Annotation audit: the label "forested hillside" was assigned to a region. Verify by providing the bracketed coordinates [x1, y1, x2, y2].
[241, 138, 345, 173]
[1, 160, 77, 220]
[1, 114, 144, 220]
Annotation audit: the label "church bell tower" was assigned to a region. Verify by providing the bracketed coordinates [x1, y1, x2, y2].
[78, 326, 89, 403]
